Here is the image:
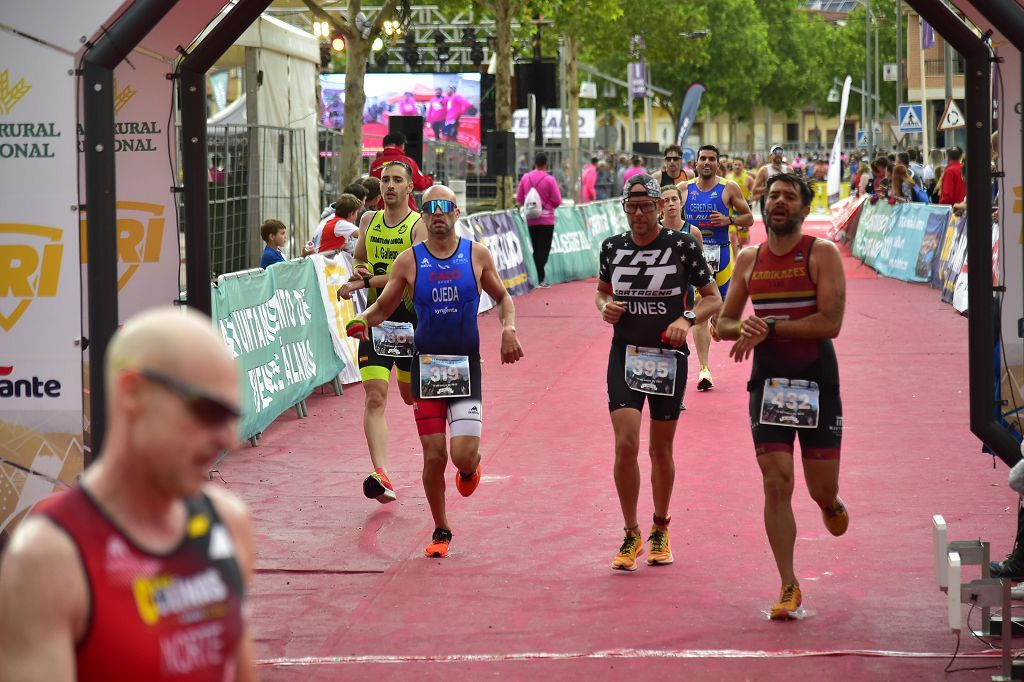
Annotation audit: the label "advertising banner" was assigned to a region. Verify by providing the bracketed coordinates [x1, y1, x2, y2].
[874, 203, 952, 283]
[510, 212, 540, 286]
[309, 251, 365, 386]
[675, 84, 705, 147]
[938, 213, 969, 305]
[851, 199, 894, 269]
[461, 212, 532, 297]
[827, 195, 865, 248]
[79, 54, 181, 324]
[212, 259, 346, 440]
[0, 32, 84, 546]
[512, 108, 597, 140]
[545, 207, 600, 284]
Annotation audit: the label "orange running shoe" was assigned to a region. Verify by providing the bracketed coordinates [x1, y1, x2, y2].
[424, 528, 453, 558]
[646, 526, 673, 566]
[611, 529, 644, 571]
[455, 465, 481, 497]
[822, 497, 849, 536]
[363, 469, 396, 503]
[770, 583, 803, 620]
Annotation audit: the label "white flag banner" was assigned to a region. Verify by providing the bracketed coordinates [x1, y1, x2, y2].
[827, 76, 852, 203]
[310, 251, 365, 385]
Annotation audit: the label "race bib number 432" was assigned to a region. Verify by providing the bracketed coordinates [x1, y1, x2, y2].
[418, 354, 471, 399]
[760, 378, 820, 428]
[624, 345, 677, 396]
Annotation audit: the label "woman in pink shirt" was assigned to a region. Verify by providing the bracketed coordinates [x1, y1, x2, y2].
[516, 152, 563, 287]
[621, 155, 647, 185]
[396, 92, 420, 117]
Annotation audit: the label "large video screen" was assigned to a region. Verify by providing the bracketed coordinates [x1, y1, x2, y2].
[320, 73, 482, 154]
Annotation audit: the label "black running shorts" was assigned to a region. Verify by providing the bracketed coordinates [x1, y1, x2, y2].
[607, 343, 689, 422]
[747, 381, 843, 460]
[358, 337, 412, 383]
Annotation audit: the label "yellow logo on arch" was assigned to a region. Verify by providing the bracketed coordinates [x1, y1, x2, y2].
[0, 224, 63, 332]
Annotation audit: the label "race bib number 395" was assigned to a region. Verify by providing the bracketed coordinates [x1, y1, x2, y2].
[760, 378, 820, 428]
[418, 354, 471, 399]
[624, 345, 677, 396]
[372, 321, 415, 357]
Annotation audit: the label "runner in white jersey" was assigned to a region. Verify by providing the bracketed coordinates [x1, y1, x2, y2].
[751, 145, 793, 220]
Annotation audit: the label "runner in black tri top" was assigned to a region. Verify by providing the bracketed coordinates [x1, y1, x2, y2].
[596, 174, 720, 572]
[653, 144, 694, 188]
[718, 172, 849, 621]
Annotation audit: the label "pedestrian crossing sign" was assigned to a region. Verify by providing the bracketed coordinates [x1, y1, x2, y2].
[898, 104, 924, 133]
[856, 130, 868, 148]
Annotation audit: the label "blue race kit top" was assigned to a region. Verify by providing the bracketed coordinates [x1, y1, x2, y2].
[412, 238, 481, 356]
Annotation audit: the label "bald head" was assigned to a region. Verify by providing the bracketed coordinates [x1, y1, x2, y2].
[106, 307, 236, 399]
[422, 184, 456, 203]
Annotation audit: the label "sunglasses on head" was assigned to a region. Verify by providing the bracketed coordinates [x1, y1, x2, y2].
[422, 199, 457, 214]
[139, 369, 241, 427]
[382, 160, 412, 175]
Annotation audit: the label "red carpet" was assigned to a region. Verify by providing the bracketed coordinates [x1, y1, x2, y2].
[215, 219, 1010, 680]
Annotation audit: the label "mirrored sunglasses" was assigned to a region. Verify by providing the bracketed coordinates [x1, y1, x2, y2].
[422, 199, 457, 214]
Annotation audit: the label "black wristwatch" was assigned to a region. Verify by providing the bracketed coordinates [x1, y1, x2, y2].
[683, 310, 697, 327]
[765, 316, 777, 337]
[362, 275, 372, 289]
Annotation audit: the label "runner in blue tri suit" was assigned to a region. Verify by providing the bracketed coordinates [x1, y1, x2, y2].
[343, 184, 525, 560]
[678, 144, 754, 392]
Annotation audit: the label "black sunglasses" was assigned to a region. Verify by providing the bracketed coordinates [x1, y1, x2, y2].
[422, 199, 457, 214]
[139, 369, 241, 427]
[664, 156, 682, 162]
[381, 160, 412, 176]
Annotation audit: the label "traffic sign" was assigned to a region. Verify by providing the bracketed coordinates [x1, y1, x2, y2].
[898, 104, 924, 133]
[889, 123, 907, 145]
[938, 98, 965, 131]
[856, 130, 868, 148]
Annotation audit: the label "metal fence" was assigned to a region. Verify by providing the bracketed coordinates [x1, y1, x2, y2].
[197, 124, 311, 277]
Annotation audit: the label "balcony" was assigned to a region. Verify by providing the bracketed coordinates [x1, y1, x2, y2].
[925, 58, 966, 76]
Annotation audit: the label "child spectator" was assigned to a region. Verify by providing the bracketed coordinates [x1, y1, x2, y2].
[311, 193, 361, 256]
[260, 219, 287, 268]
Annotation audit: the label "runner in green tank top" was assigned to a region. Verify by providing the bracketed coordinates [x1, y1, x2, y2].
[338, 160, 426, 504]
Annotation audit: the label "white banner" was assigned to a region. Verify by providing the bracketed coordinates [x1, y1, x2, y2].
[512, 108, 597, 140]
[310, 252, 366, 386]
[0, 30, 84, 537]
[827, 76, 852, 202]
[78, 53, 181, 324]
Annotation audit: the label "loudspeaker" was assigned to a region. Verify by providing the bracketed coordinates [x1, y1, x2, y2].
[514, 60, 558, 109]
[480, 73, 496, 133]
[485, 130, 517, 177]
[632, 142, 661, 156]
[389, 115, 424, 168]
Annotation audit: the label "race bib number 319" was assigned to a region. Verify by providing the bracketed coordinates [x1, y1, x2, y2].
[418, 354, 471, 399]
[760, 378, 820, 428]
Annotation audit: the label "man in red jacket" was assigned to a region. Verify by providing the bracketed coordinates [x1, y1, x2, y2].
[938, 146, 966, 206]
[370, 132, 434, 210]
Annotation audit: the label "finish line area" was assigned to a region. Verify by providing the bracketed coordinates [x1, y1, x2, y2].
[212, 219, 1010, 680]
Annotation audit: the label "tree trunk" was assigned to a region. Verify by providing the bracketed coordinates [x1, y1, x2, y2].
[493, 0, 515, 208]
[341, 36, 370, 186]
[566, 35, 580, 204]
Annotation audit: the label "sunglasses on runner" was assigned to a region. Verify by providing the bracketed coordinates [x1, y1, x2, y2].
[381, 160, 412, 176]
[664, 156, 682, 162]
[139, 369, 241, 427]
[422, 199, 457, 214]
[622, 200, 659, 214]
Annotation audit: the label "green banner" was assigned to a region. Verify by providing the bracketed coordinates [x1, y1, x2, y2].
[851, 199, 894, 269]
[510, 211, 541, 286]
[544, 207, 600, 283]
[212, 259, 345, 440]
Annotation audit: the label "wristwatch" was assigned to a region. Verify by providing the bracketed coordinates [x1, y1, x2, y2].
[683, 310, 697, 327]
[765, 316, 777, 337]
[362, 275, 372, 289]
